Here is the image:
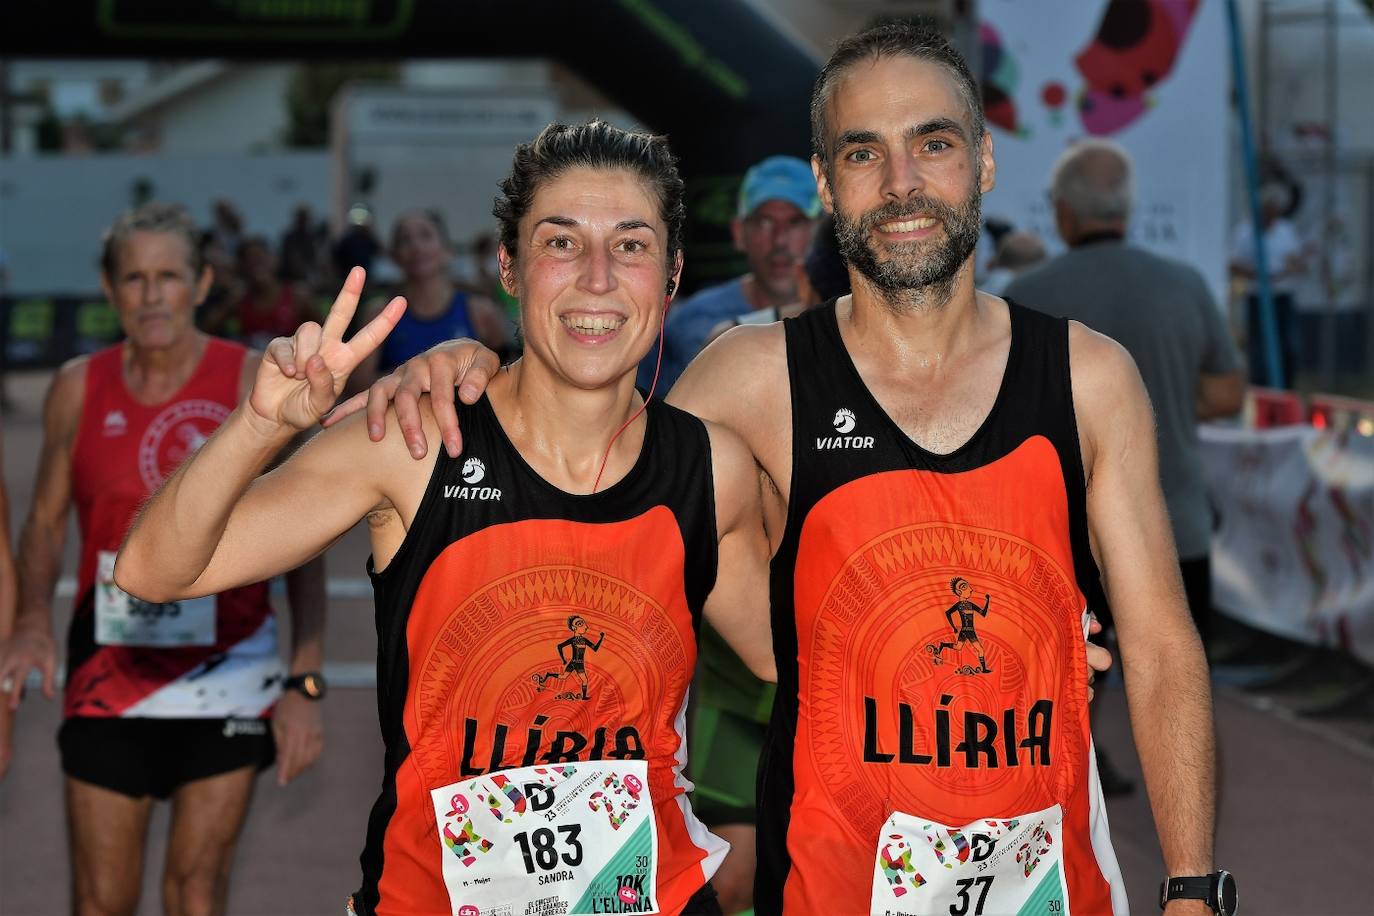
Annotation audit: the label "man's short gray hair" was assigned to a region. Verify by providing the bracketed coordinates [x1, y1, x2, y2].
[100, 202, 204, 278]
[1049, 139, 1134, 223]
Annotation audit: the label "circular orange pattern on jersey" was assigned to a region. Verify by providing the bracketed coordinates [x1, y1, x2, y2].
[409, 562, 692, 793]
[807, 520, 1086, 841]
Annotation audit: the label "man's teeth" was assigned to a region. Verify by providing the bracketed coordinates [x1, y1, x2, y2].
[562, 315, 625, 333]
[879, 217, 938, 232]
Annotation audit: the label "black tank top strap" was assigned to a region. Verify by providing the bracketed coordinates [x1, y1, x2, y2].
[998, 300, 1099, 594]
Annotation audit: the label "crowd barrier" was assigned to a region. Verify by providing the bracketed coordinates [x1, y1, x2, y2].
[1204, 387, 1374, 719]
[1, 295, 120, 370]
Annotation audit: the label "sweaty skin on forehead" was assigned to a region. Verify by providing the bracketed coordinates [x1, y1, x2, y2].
[824, 55, 976, 157]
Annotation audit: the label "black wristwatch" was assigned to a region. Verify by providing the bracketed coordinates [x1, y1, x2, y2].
[1159, 870, 1237, 915]
[283, 671, 327, 700]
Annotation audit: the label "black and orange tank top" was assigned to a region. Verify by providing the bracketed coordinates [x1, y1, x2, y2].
[355, 394, 729, 916]
[757, 301, 1126, 915]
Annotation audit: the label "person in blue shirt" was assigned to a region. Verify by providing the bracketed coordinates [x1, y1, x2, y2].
[351, 210, 512, 392]
[641, 156, 820, 392]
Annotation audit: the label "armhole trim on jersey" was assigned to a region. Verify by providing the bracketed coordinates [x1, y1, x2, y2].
[1059, 317, 1092, 500]
[68, 354, 100, 477]
[699, 414, 721, 608]
[367, 414, 451, 581]
[1057, 316, 1100, 594]
[776, 314, 810, 550]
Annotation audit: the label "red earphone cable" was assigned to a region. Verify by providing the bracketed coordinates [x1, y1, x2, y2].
[590, 294, 672, 493]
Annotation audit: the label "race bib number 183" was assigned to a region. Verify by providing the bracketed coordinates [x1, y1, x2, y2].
[430, 760, 658, 916]
[871, 804, 1067, 916]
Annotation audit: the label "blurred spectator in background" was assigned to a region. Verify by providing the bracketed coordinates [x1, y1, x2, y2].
[208, 199, 245, 257]
[981, 229, 1047, 295]
[236, 236, 313, 351]
[654, 155, 821, 391]
[280, 204, 329, 293]
[333, 204, 383, 280]
[0, 203, 325, 916]
[1229, 181, 1307, 386]
[472, 232, 521, 328]
[349, 210, 512, 393]
[0, 243, 10, 409]
[803, 213, 851, 304]
[0, 427, 17, 781]
[1007, 140, 1243, 793]
[195, 230, 243, 338]
[702, 212, 853, 347]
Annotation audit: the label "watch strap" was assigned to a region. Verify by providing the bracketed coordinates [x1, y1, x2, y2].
[283, 671, 325, 698]
[1160, 875, 1213, 908]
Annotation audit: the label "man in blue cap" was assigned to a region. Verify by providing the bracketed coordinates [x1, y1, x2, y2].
[649, 155, 820, 392]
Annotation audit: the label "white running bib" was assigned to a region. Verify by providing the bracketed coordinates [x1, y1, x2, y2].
[871, 804, 1068, 916]
[95, 551, 215, 647]
[429, 760, 659, 916]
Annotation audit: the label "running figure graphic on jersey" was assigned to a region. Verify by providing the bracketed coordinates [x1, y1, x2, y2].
[532, 615, 605, 700]
[926, 577, 993, 675]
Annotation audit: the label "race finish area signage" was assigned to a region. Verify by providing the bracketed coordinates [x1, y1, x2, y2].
[98, 0, 415, 39]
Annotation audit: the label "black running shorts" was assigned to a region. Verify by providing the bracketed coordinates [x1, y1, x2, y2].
[59, 716, 276, 799]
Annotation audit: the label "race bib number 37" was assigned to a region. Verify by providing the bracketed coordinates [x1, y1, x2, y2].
[871, 804, 1067, 916]
[430, 760, 658, 916]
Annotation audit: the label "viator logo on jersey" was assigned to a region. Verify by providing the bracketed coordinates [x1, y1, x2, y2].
[817, 408, 874, 450]
[445, 458, 502, 500]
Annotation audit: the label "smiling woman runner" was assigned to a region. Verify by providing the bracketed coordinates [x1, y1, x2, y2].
[116, 121, 773, 916]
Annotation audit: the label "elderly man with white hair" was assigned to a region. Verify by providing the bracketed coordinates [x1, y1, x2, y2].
[1007, 138, 1244, 656]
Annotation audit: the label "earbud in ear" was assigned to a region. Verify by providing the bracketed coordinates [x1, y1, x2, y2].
[666, 279, 677, 296]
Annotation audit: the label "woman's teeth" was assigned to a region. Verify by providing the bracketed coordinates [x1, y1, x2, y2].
[561, 315, 625, 333]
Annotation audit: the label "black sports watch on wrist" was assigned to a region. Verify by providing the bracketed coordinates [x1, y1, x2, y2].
[1159, 870, 1237, 915]
[283, 671, 327, 700]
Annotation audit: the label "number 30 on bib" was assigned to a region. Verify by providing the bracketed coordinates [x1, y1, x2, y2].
[871, 804, 1067, 916]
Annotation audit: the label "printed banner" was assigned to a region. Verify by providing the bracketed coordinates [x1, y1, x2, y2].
[1203, 424, 1374, 665]
[979, 0, 1229, 304]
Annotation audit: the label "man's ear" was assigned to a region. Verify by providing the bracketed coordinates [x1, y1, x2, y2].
[1053, 199, 1077, 246]
[195, 265, 214, 307]
[978, 130, 996, 195]
[496, 243, 519, 298]
[812, 155, 835, 215]
[729, 217, 746, 254]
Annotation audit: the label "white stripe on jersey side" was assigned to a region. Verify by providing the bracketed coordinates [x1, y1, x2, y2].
[671, 685, 730, 882]
[1082, 608, 1129, 915]
[1087, 739, 1129, 915]
[119, 614, 283, 718]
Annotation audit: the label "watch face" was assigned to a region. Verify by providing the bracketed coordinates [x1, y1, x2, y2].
[1218, 872, 1238, 916]
[304, 674, 325, 699]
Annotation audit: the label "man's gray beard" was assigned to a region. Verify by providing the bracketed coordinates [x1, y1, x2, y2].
[834, 187, 983, 313]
